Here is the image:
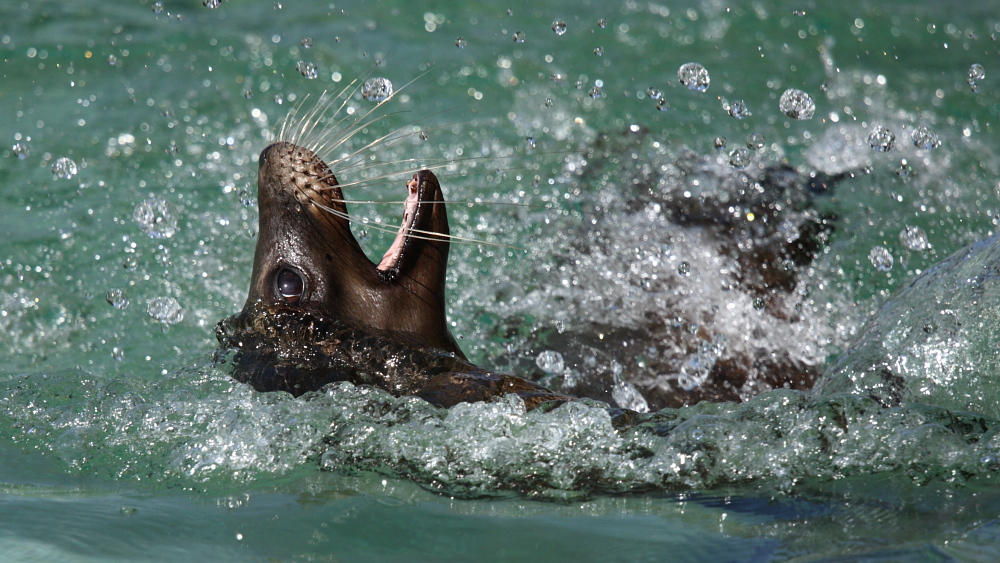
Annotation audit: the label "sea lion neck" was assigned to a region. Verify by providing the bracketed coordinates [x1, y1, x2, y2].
[244, 141, 464, 358]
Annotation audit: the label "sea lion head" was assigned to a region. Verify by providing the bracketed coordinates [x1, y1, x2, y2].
[243, 140, 464, 357]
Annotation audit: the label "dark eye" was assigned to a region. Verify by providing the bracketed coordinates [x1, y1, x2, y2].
[275, 268, 304, 303]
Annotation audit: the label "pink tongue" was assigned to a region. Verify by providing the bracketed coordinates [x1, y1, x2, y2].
[377, 175, 420, 271]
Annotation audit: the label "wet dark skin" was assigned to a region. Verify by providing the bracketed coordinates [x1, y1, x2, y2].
[217, 142, 569, 409]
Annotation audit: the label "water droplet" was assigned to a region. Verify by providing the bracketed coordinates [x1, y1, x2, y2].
[593, 46, 604, 56]
[655, 98, 670, 111]
[869, 246, 893, 271]
[713, 136, 727, 150]
[147, 296, 184, 325]
[728, 99, 751, 119]
[968, 63, 985, 88]
[544, 98, 554, 107]
[296, 61, 318, 79]
[51, 157, 78, 179]
[746, 132, 765, 150]
[107, 54, 117, 65]
[646, 87, 661, 100]
[911, 125, 941, 150]
[418, 131, 429, 141]
[12, 142, 29, 160]
[752, 297, 765, 310]
[112, 347, 124, 362]
[899, 226, 929, 251]
[133, 198, 178, 239]
[122, 256, 138, 271]
[106, 289, 129, 310]
[455, 37, 466, 48]
[792, 10, 806, 16]
[237, 189, 256, 207]
[535, 350, 565, 374]
[551, 20, 567, 36]
[677, 62, 710, 92]
[512, 31, 525, 43]
[525, 137, 537, 149]
[242, 89, 253, 100]
[729, 147, 751, 168]
[779, 88, 815, 120]
[300, 37, 313, 48]
[362, 77, 393, 102]
[597, 18, 607, 29]
[152, 2, 164, 13]
[678, 261, 691, 275]
[868, 125, 895, 152]
[588, 87, 604, 99]
[203, 0, 222, 8]
[273, 94, 284, 105]
[612, 371, 649, 413]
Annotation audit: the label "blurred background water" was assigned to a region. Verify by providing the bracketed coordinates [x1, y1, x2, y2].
[2, 0, 1000, 560]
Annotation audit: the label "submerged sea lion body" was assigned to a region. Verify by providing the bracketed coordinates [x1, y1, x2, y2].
[494, 128, 844, 411]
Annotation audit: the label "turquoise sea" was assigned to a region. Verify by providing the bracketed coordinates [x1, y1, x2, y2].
[3, 0, 1000, 560]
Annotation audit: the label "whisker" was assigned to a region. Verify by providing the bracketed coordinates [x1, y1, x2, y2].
[307, 199, 526, 251]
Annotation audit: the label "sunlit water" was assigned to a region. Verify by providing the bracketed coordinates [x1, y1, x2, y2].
[2, 1, 1000, 560]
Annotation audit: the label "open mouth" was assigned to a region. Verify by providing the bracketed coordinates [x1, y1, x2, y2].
[376, 173, 422, 273]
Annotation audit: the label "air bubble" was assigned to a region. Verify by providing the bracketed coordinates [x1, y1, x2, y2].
[513, 31, 525, 43]
[911, 126, 941, 150]
[455, 37, 466, 48]
[597, 18, 607, 29]
[535, 350, 565, 374]
[152, 2, 163, 13]
[588, 87, 603, 99]
[133, 198, 178, 239]
[678, 262, 691, 275]
[779, 88, 815, 120]
[656, 99, 669, 111]
[593, 46, 604, 56]
[646, 87, 661, 100]
[713, 136, 727, 150]
[868, 125, 895, 152]
[300, 37, 313, 48]
[677, 62, 710, 92]
[203, 0, 221, 8]
[147, 296, 184, 325]
[869, 246, 893, 271]
[362, 77, 393, 102]
[52, 157, 78, 179]
[899, 226, 929, 251]
[551, 21, 567, 35]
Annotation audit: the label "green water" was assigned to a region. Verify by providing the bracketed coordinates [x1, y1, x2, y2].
[2, 0, 1000, 560]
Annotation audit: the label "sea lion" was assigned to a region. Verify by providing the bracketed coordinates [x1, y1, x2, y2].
[216, 136, 569, 409]
[216, 94, 844, 412]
